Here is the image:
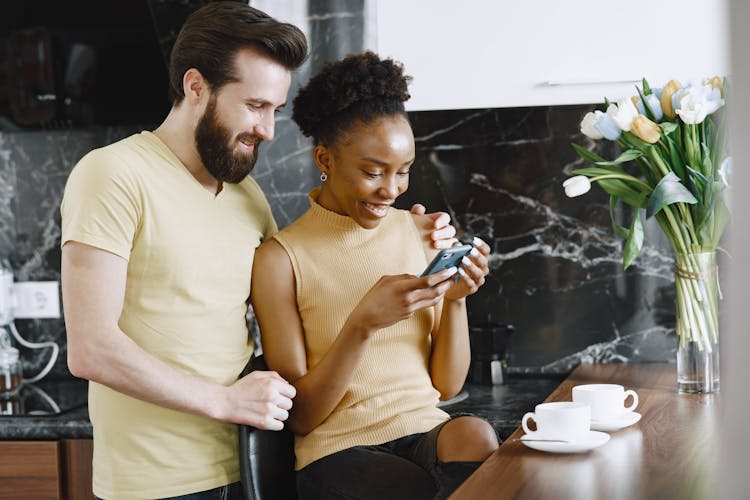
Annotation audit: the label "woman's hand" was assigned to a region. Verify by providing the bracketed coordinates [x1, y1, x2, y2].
[347, 267, 458, 336]
[444, 237, 490, 301]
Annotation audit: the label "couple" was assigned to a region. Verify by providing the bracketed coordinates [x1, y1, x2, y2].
[60, 3, 497, 499]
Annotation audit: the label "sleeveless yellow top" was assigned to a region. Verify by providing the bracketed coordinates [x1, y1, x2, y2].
[273, 188, 449, 470]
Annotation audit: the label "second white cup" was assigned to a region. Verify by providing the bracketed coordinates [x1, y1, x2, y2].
[572, 383, 638, 421]
[521, 401, 591, 442]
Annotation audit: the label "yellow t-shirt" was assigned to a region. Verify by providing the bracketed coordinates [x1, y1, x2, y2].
[60, 131, 277, 499]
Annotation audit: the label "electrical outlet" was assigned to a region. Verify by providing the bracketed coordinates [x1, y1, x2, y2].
[12, 281, 61, 319]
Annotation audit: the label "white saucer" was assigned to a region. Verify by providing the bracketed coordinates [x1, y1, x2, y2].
[590, 411, 642, 432]
[520, 430, 610, 454]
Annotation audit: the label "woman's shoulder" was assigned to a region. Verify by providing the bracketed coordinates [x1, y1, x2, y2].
[403, 210, 438, 262]
[404, 211, 433, 238]
[254, 237, 292, 273]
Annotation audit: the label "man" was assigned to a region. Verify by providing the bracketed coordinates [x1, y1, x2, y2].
[60, 3, 456, 499]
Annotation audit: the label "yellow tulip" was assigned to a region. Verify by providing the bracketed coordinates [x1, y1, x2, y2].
[660, 80, 681, 120]
[631, 114, 661, 144]
[708, 76, 723, 90]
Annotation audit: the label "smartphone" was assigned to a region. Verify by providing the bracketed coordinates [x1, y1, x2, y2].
[420, 244, 473, 277]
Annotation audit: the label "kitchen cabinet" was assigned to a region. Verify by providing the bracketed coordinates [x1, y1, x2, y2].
[376, 0, 729, 111]
[0, 439, 93, 500]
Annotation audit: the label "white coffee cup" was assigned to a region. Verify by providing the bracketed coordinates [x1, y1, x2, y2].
[572, 384, 638, 421]
[521, 402, 591, 442]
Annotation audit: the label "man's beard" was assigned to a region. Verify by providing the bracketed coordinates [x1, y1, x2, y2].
[195, 97, 261, 184]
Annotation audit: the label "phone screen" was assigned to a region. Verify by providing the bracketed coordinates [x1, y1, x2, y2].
[420, 244, 473, 277]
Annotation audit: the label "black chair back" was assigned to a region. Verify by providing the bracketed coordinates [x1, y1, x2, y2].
[239, 355, 298, 500]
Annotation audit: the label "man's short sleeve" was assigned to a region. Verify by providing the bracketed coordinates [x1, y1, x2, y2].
[60, 147, 141, 260]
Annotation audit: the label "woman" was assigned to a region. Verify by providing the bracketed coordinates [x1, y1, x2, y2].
[251, 52, 498, 500]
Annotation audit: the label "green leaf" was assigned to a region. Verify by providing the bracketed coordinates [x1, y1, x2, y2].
[571, 143, 607, 164]
[694, 188, 716, 237]
[623, 209, 644, 270]
[701, 143, 714, 177]
[572, 166, 625, 177]
[660, 122, 678, 136]
[710, 185, 732, 246]
[666, 136, 686, 180]
[636, 86, 656, 122]
[609, 196, 629, 239]
[646, 172, 698, 218]
[598, 179, 649, 208]
[594, 149, 643, 166]
[642, 77, 651, 95]
[621, 131, 658, 153]
[685, 165, 709, 188]
[683, 165, 706, 212]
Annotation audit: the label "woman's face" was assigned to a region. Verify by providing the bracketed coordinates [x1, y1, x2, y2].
[316, 115, 415, 229]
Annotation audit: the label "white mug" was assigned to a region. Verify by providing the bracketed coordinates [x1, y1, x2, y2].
[572, 384, 638, 421]
[521, 402, 590, 441]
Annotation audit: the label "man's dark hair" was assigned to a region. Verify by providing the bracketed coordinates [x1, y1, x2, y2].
[292, 51, 411, 148]
[168, 1, 308, 104]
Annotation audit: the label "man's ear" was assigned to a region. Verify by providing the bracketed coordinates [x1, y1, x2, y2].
[313, 144, 333, 177]
[183, 68, 207, 105]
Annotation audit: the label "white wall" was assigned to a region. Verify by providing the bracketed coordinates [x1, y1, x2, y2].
[376, 0, 730, 110]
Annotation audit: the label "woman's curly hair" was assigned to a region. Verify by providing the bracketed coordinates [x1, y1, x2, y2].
[292, 51, 412, 146]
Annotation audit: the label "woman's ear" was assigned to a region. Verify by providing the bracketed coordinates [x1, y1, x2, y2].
[313, 144, 333, 177]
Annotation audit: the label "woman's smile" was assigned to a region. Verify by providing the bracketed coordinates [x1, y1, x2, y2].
[360, 200, 391, 218]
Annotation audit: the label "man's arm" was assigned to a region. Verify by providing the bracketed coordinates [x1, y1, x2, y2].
[62, 241, 294, 430]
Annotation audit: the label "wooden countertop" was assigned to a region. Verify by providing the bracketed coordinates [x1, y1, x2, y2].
[450, 363, 720, 500]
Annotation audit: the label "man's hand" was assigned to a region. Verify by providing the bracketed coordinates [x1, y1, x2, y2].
[410, 204, 458, 249]
[224, 370, 296, 430]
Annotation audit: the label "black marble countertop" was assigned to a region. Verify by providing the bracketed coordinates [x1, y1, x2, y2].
[0, 378, 91, 440]
[442, 376, 564, 440]
[0, 375, 564, 441]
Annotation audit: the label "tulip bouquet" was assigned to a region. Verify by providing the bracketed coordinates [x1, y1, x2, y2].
[563, 77, 730, 360]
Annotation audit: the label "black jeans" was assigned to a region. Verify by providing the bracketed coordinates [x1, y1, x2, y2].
[96, 481, 243, 500]
[296, 420, 483, 500]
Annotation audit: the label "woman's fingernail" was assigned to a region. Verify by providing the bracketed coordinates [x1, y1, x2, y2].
[473, 236, 486, 247]
[461, 256, 472, 266]
[470, 247, 480, 257]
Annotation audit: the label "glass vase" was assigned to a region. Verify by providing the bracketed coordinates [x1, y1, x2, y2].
[674, 251, 720, 393]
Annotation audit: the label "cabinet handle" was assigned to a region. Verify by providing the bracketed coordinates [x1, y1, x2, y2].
[542, 79, 641, 87]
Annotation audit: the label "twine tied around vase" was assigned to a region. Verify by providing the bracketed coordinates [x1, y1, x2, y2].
[674, 262, 723, 300]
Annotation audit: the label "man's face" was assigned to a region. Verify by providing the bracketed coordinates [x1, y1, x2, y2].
[194, 94, 257, 184]
[195, 48, 292, 184]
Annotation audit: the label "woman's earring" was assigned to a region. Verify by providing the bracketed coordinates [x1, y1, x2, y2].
[320, 172, 328, 182]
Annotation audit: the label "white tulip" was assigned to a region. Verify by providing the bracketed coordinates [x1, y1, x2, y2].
[606, 98, 639, 132]
[563, 176, 592, 197]
[674, 84, 725, 124]
[580, 111, 604, 139]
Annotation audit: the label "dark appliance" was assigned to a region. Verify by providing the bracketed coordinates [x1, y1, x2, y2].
[467, 323, 514, 385]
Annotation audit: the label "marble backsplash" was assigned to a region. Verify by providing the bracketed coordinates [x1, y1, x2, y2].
[400, 106, 679, 374]
[0, 102, 681, 380]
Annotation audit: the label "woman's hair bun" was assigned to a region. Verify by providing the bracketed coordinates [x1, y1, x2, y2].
[293, 51, 411, 140]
